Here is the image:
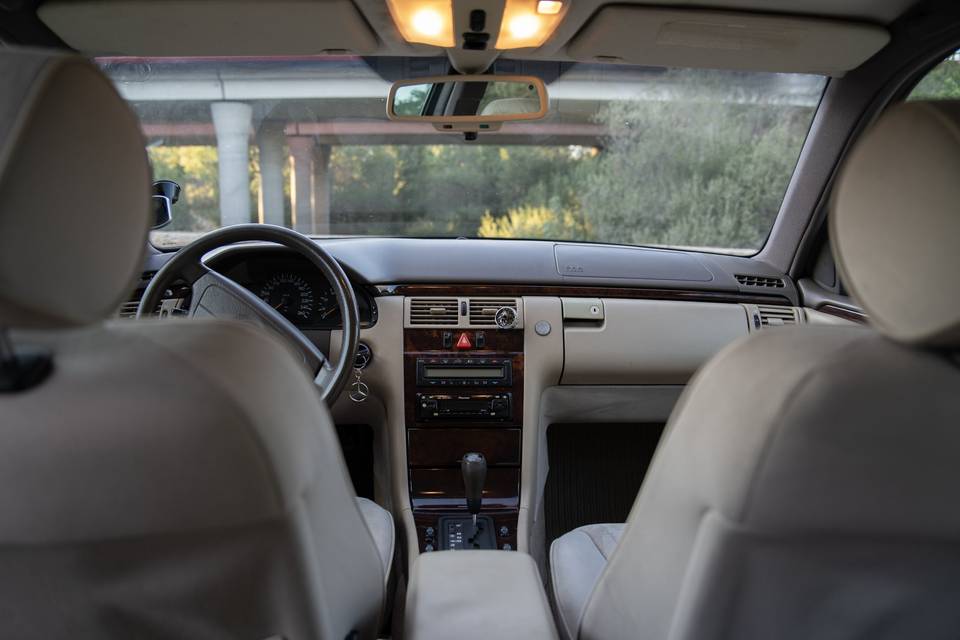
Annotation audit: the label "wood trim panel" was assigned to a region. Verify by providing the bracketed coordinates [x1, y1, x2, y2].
[379, 283, 793, 306]
[408, 428, 521, 467]
[404, 327, 523, 553]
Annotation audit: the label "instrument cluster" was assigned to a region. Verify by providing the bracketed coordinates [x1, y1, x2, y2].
[209, 251, 376, 329]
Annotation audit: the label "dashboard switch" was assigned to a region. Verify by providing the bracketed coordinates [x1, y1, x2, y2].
[442, 331, 453, 349]
[455, 333, 472, 349]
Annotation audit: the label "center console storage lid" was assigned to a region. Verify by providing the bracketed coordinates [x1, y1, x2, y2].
[405, 550, 559, 639]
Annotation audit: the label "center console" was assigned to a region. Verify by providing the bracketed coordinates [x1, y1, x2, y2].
[403, 297, 524, 553]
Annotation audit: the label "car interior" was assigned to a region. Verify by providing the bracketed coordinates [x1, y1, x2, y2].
[1, 0, 959, 638]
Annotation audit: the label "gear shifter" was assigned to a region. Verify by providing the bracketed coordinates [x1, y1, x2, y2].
[461, 452, 487, 529]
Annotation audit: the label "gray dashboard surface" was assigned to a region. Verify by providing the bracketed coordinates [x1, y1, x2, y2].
[145, 237, 797, 302]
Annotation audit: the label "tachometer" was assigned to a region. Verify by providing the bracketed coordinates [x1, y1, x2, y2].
[258, 273, 315, 323]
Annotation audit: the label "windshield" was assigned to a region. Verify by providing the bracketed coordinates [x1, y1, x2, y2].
[100, 57, 826, 254]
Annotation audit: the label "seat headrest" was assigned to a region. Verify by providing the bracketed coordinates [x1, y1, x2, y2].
[832, 100, 960, 349]
[0, 49, 150, 329]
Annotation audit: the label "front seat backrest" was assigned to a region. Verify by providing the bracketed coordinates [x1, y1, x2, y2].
[576, 100, 960, 640]
[0, 49, 385, 639]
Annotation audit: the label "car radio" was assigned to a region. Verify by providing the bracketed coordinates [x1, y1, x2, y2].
[416, 393, 512, 421]
[416, 357, 513, 387]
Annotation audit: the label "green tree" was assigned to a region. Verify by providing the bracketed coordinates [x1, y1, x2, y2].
[909, 53, 960, 100]
[578, 71, 815, 250]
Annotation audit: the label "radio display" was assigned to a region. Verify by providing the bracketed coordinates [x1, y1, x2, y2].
[423, 367, 504, 379]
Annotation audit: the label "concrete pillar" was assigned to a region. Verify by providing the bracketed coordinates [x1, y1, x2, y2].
[211, 102, 253, 227]
[256, 122, 286, 226]
[312, 144, 332, 236]
[287, 136, 315, 234]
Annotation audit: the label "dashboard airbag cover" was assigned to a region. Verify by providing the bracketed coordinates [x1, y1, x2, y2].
[555, 244, 714, 282]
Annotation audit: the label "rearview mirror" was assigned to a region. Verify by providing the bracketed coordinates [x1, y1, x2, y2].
[387, 75, 547, 132]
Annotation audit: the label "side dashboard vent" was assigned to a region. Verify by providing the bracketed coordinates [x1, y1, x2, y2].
[117, 299, 141, 319]
[757, 305, 800, 327]
[468, 298, 518, 326]
[735, 274, 785, 288]
[116, 271, 157, 319]
[408, 298, 459, 326]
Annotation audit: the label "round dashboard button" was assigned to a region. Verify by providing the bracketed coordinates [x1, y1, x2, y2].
[534, 320, 552, 336]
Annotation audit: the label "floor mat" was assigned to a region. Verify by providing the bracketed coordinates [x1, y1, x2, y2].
[544, 422, 665, 549]
[336, 423, 375, 500]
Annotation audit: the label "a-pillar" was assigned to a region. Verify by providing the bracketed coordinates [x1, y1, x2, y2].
[312, 144, 332, 235]
[256, 121, 286, 226]
[211, 102, 253, 227]
[287, 136, 315, 233]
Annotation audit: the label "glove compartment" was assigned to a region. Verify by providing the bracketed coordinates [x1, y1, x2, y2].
[560, 298, 750, 384]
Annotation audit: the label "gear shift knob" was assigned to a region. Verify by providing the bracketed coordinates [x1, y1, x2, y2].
[461, 452, 487, 515]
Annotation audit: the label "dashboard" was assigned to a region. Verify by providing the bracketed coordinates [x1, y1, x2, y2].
[207, 250, 377, 329]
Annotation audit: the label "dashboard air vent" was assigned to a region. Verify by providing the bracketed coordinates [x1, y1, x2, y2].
[735, 274, 785, 288]
[116, 271, 157, 319]
[468, 298, 518, 326]
[117, 300, 141, 319]
[757, 305, 800, 327]
[408, 298, 459, 326]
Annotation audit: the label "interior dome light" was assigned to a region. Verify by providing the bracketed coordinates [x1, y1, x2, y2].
[509, 14, 541, 39]
[386, 0, 454, 47]
[496, 0, 567, 49]
[536, 1, 563, 15]
[412, 9, 444, 36]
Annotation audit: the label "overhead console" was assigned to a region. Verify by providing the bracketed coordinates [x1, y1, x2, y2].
[403, 296, 524, 553]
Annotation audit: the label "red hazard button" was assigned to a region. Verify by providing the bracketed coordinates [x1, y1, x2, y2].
[455, 332, 472, 349]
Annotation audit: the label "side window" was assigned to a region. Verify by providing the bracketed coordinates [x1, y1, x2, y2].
[908, 50, 960, 100]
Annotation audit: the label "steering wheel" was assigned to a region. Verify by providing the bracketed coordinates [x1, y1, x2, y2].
[138, 224, 359, 406]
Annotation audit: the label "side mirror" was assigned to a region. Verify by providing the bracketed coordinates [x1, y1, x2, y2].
[387, 75, 547, 133]
[151, 180, 180, 230]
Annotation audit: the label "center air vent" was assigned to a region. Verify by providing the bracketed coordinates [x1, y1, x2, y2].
[468, 298, 518, 326]
[735, 274, 785, 288]
[408, 298, 459, 326]
[757, 305, 800, 327]
[405, 296, 523, 329]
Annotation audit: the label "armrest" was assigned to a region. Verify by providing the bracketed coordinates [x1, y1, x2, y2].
[404, 550, 559, 639]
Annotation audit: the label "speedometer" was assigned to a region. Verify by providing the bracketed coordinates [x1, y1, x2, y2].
[258, 273, 314, 323]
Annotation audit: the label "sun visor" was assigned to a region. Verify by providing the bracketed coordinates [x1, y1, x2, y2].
[566, 7, 889, 76]
[39, 0, 379, 56]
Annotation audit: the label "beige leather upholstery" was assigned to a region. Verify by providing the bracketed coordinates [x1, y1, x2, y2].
[0, 50, 150, 329]
[357, 496, 396, 583]
[0, 49, 392, 638]
[832, 101, 960, 348]
[551, 101, 960, 640]
[405, 550, 559, 639]
[550, 524, 623, 639]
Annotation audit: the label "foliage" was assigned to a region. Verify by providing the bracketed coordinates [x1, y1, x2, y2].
[330, 144, 587, 237]
[578, 74, 815, 249]
[910, 55, 960, 100]
[148, 146, 219, 232]
[148, 145, 265, 231]
[478, 205, 590, 240]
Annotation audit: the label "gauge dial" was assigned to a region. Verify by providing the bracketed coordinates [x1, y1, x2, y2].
[315, 292, 339, 321]
[258, 273, 315, 323]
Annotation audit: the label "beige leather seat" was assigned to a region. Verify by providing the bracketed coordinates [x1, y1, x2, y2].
[0, 50, 392, 638]
[549, 100, 960, 640]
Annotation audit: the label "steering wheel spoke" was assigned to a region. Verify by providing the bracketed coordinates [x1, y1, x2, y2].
[137, 225, 360, 406]
[189, 267, 327, 373]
